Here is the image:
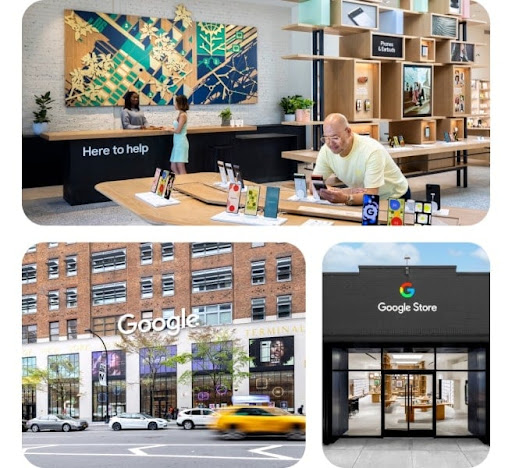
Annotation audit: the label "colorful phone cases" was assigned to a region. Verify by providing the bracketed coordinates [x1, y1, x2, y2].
[414, 201, 432, 225]
[156, 170, 169, 197]
[245, 186, 260, 216]
[226, 182, 242, 214]
[217, 160, 227, 184]
[163, 171, 176, 199]
[362, 194, 380, 225]
[387, 198, 405, 226]
[263, 186, 280, 218]
[294, 173, 307, 199]
[150, 167, 162, 193]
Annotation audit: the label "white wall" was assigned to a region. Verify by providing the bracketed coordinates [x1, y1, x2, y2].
[22, 0, 309, 134]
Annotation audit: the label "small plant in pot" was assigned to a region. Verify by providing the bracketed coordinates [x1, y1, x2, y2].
[279, 95, 301, 122]
[295, 97, 314, 122]
[219, 107, 233, 126]
[33, 91, 55, 135]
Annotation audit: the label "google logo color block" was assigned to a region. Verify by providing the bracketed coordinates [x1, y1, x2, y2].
[400, 282, 415, 298]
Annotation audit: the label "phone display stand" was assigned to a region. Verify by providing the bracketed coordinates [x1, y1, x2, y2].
[213, 181, 230, 189]
[287, 194, 333, 205]
[135, 192, 180, 207]
[211, 211, 287, 226]
[302, 219, 335, 226]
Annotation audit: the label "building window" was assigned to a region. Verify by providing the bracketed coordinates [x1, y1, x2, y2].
[141, 310, 153, 320]
[50, 322, 59, 341]
[67, 319, 77, 340]
[192, 267, 233, 292]
[276, 257, 292, 282]
[162, 274, 175, 296]
[48, 290, 59, 311]
[22, 356, 37, 376]
[251, 260, 266, 285]
[22, 264, 37, 284]
[162, 308, 175, 319]
[191, 243, 232, 257]
[141, 277, 153, 299]
[22, 324, 37, 344]
[251, 298, 266, 321]
[277, 295, 292, 319]
[47, 258, 59, 279]
[251, 242, 265, 248]
[48, 242, 58, 248]
[92, 282, 127, 306]
[192, 303, 232, 325]
[91, 249, 126, 273]
[66, 288, 77, 308]
[65, 255, 77, 276]
[26, 245, 37, 253]
[22, 295, 37, 315]
[140, 243, 153, 265]
[92, 315, 122, 336]
[161, 243, 174, 261]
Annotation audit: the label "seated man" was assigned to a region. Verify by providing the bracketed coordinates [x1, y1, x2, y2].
[311, 113, 409, 205]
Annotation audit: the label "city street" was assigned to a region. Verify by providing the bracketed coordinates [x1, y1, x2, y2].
[22, 422, 305, 468]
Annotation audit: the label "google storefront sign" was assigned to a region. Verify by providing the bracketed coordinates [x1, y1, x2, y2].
[377, 282, 438, 314]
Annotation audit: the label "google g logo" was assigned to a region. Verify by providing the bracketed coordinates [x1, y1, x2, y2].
[400, 282, 415, 298]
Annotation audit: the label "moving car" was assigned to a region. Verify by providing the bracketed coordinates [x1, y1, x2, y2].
[210, 405, 305, 439]
[109, 412, 167, 431]
[27, 414, 88, 432]
[176, 408, 217, 430]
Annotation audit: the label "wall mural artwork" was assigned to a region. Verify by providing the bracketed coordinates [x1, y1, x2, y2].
[64, 5, 258, 107]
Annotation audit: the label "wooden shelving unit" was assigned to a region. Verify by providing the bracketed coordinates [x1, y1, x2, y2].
[467, 79, 490, 133]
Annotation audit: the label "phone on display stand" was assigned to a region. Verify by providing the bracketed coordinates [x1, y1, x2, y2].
[163, 171, 176, 199]
[263, 186, 280, 218]
[294, 173, 307, 199]
[217, 160, 227, 184]
[362, 194, 380, 225]
[151, 167, 162, 193]
[225, 162, 236, 183]
[311, 174, 327, 200]
[425, 184, 441, 211]
[244, 186, 260, 216]
[233, 164, 244, 189]
[226, 182, 242, 214]
[414, 201, 432, 225]
[347, 7, 374, 27]
[387, 198, 405, 226]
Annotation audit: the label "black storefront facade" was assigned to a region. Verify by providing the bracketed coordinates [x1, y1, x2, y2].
[323, 266, 489, 445]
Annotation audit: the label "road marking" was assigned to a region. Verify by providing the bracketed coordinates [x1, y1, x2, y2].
[129, 444, 165, 456]
[22, 445, 57, 453]
[249, 445, 296, 461]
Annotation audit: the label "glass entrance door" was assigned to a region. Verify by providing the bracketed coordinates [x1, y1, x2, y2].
[383, 372, 434, 436]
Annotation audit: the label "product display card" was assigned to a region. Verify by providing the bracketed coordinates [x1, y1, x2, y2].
[263, 186, 280, 218]
[387, 198, 405, 226]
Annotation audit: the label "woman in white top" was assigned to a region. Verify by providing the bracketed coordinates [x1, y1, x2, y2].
[121, 91, 148, 129]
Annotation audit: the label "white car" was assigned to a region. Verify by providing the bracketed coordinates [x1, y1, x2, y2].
[176, 408, 217, 430]
[109, 413, 167, 431]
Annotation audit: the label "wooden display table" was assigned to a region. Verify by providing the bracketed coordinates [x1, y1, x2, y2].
[282, 136, 491, 188]
[371, 393, 380, 403]
[403, 402, 448, 422]
[95, 172, 487, 226]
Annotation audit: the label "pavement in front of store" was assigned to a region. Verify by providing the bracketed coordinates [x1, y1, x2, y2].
[323, 437, 490, 468]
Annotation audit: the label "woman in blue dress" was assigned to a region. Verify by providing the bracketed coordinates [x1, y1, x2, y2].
[170, 95, 189, 174]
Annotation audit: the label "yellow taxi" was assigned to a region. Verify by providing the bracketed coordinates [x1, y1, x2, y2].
[209, 405, 305, 439]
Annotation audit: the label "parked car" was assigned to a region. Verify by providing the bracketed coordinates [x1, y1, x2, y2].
[176, 408, 218, 430]
[210, 405, 305, 439]
[109, 412, 167, 431]
[22, 419, 28, 432]
[27, 414, 88, 432]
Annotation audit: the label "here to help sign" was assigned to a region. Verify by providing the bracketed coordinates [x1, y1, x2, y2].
[99, 362, 107, 387]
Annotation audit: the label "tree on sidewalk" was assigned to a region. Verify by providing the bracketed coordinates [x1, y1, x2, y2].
[163, 326, 252, 407]
[116, 330, 178, 416]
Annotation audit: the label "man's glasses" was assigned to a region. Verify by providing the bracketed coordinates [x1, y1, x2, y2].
[320, 136, 341, 144]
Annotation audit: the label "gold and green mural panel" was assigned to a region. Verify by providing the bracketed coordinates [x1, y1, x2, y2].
[64, 5, 257, 107]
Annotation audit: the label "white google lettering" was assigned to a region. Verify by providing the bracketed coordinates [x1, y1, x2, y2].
[118, 308, 199, 336]
[378, 302, 437, 314]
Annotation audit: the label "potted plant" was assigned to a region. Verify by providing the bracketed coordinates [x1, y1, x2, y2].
[33, 91, 55, 135]
[295, 97, 314, 122]
[219, 107, 233, 126]
[279, 95, 301, 122]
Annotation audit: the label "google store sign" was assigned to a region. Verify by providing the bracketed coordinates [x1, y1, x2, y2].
[118, 308, 200, 336]
[377, 282, 438, 315]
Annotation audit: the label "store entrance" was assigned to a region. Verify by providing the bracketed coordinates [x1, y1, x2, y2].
[383, 371, 435, 436]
